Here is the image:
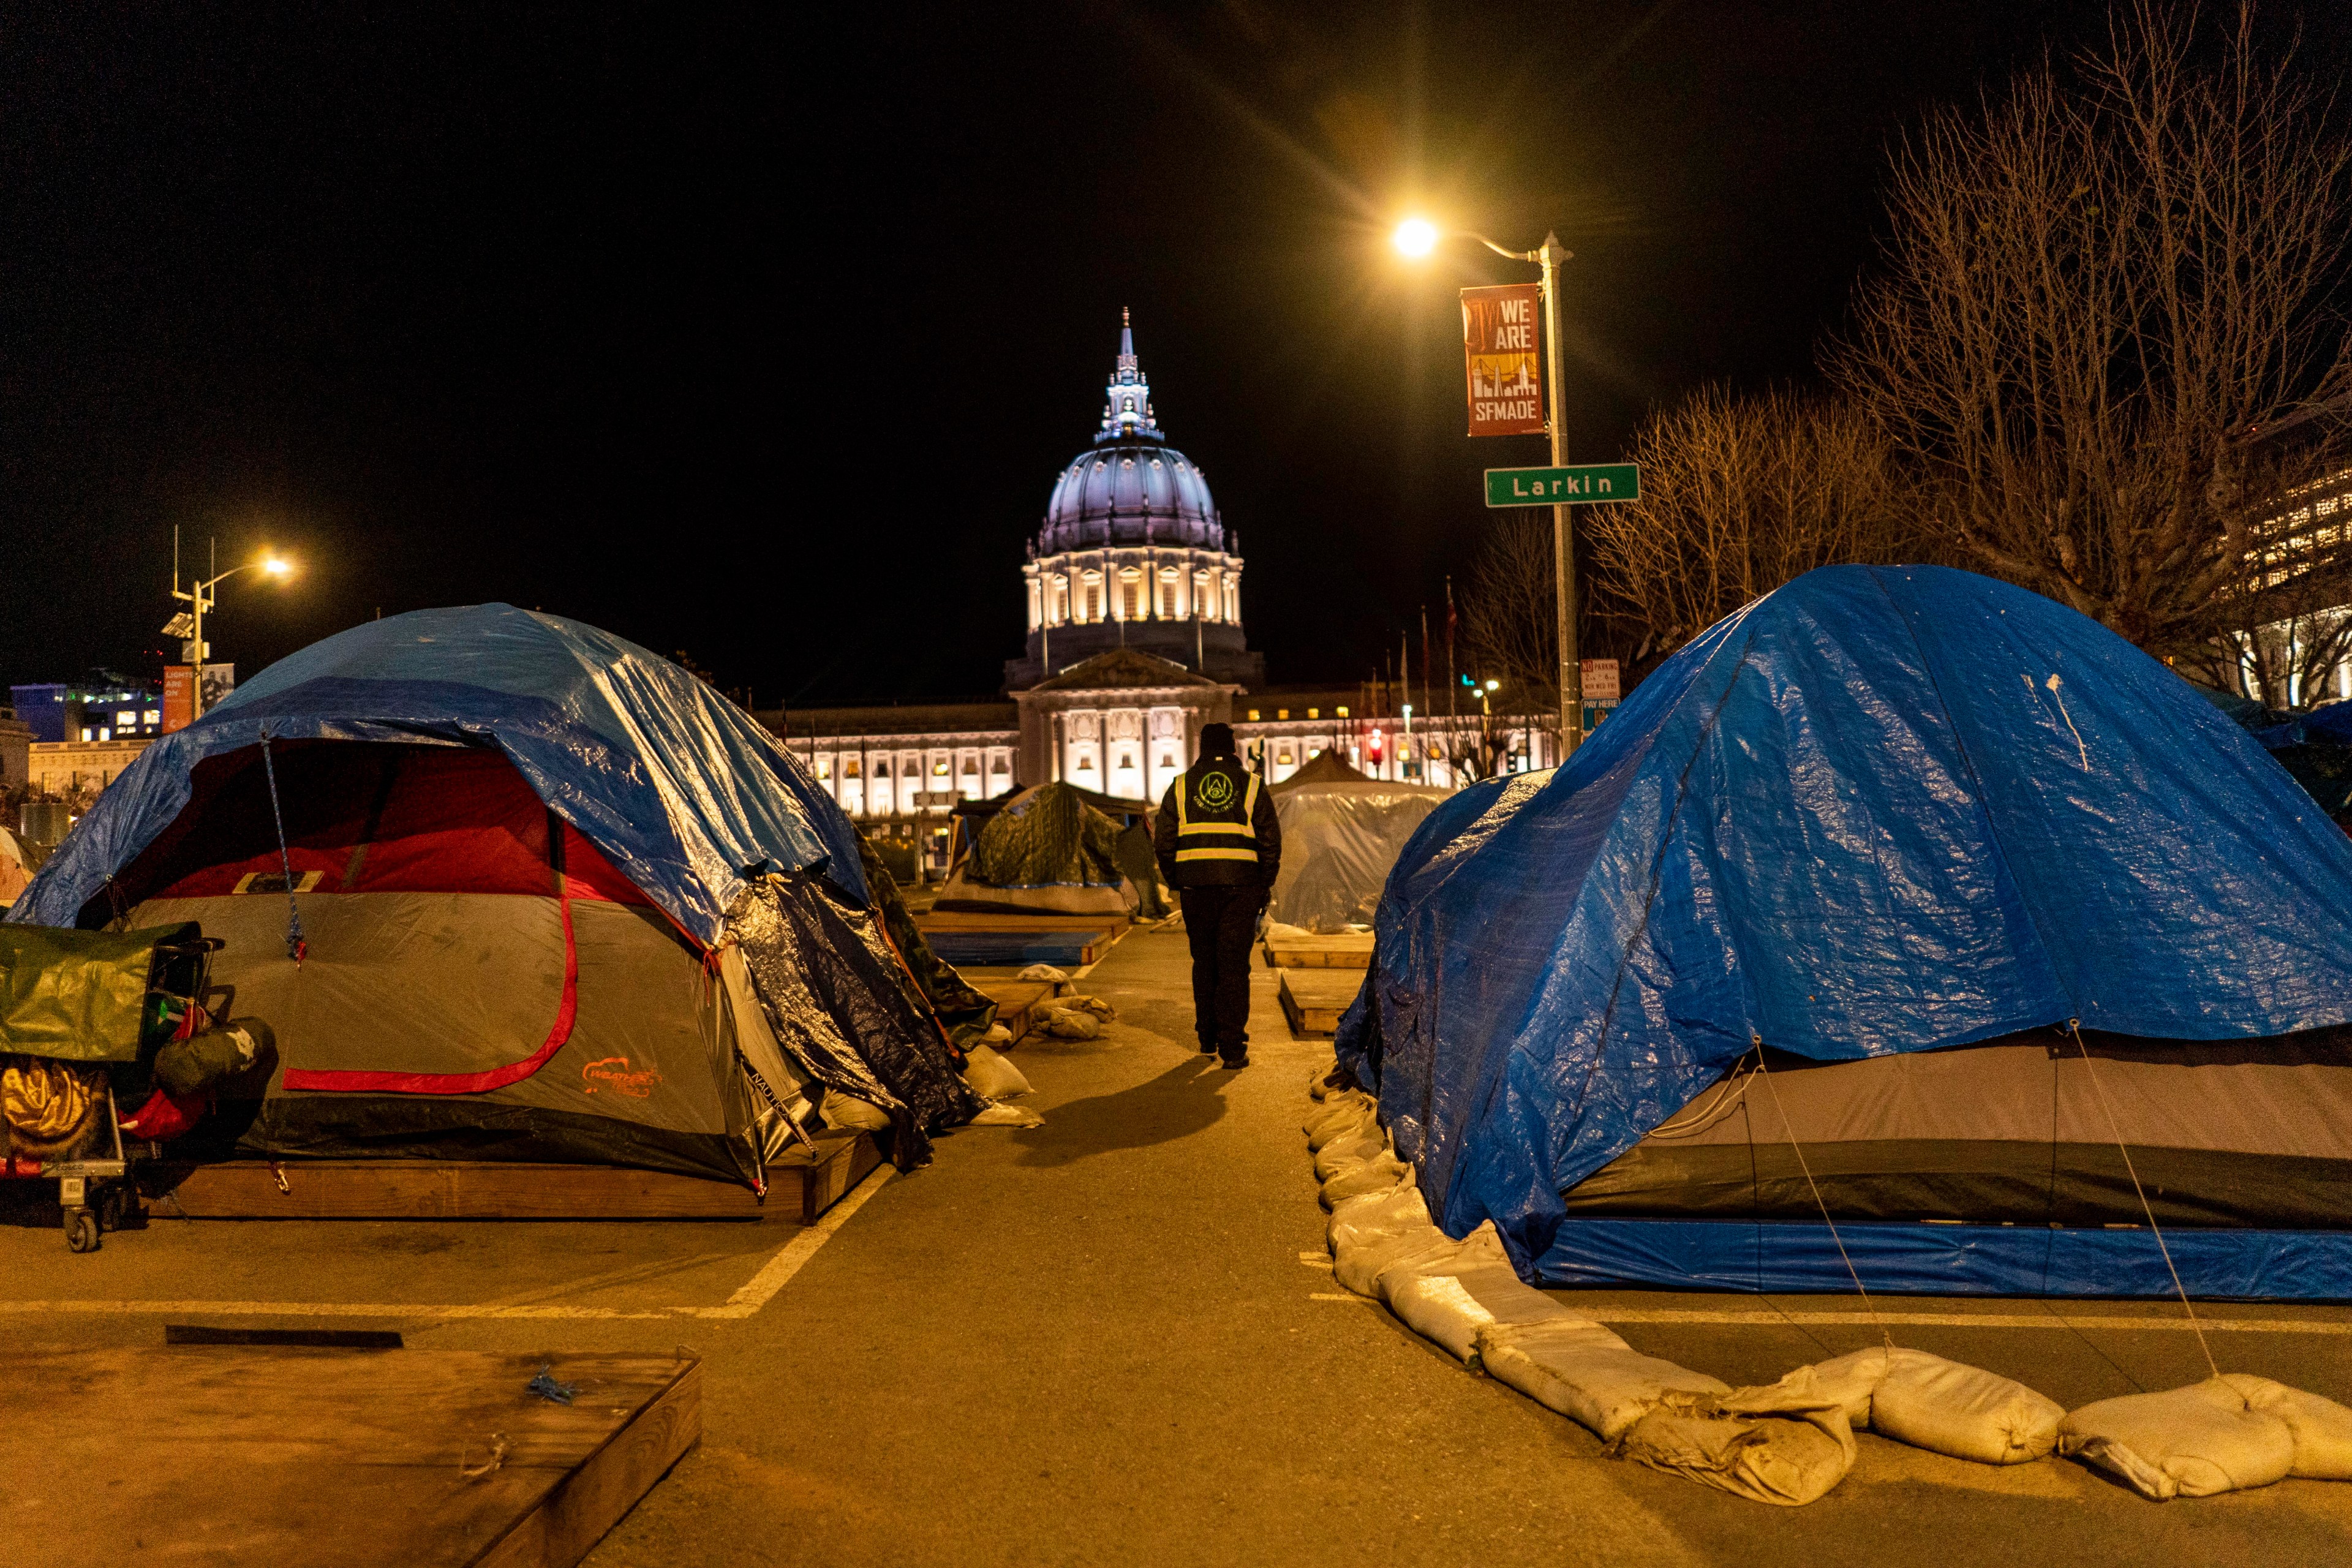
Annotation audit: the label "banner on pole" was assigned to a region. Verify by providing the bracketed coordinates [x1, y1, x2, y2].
[1460, 283, 1544, 437]
[162, 666, 196, 733]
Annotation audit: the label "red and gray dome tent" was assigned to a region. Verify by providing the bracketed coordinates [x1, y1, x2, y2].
[1341, 566, 2352, 1299]
[8, 604, 981, 1183]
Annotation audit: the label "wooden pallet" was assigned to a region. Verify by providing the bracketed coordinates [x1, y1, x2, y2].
[1261, 929, 1375, 969]
[1279, 968, 1364, 1038]
[922, 928, 1114, 967]
[918, 911, 1133, 931]
[141, 1131, 883, 1226]
[0, 1346, 699, 1567]
[973, 978, 1058, 1042]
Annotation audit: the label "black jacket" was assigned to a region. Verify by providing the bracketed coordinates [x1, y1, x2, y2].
[1155, 755, 1281, 889]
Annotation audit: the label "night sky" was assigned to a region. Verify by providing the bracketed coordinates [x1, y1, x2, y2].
[7, 2, 2338, 707]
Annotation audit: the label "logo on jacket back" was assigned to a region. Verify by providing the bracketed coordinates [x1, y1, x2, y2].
[1196, 771, 1235, 810]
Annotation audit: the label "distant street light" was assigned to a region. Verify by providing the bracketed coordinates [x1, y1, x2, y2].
[1394, 217, 1583, 761]
[172, 537, 298, 720]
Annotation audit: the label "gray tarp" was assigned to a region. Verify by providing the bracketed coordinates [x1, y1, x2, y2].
[1268, 777, 1450, 933]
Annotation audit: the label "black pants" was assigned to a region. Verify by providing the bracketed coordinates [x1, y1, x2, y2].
[1180, 885, 1262, 1058]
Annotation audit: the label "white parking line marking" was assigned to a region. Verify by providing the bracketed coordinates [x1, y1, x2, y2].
[1310, 1292, 1376, 1303]
[1298, 1251, 1333, 1268]
[0, 1166, 895, 1324]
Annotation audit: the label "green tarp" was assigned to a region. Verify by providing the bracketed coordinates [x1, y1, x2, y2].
[0, 922, 196, 1062]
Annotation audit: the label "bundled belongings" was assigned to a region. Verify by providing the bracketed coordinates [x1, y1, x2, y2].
[935, 783, 1138, 917]
[6, 605, 984, 1191]
[2, 922, 229, 1247]
[1266, 753, 1448, 933]
[1339, 565, 2352, 1297]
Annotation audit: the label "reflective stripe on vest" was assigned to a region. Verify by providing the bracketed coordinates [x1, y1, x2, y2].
[1174, 766, 1260, 865]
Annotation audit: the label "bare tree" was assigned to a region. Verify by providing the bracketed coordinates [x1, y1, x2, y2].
[1583, 384, 1921, 657]
[1834, 1, 2352, 655]
[1460, 511, 1559, 721]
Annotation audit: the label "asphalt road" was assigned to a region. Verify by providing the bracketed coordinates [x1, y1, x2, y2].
[7, 927, 2352, 1564]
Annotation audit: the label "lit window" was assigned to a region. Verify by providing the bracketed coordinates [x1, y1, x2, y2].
[1277, 751, 1292, 766]
[80, 727, 94, 741]
[1336, 706, 1350, 718]
[97, 728, 110, 741]
[142, 710, 159, 725]
[1306, 708, 1318, 719]
[1247, 709, 1260, 721]
[815, 760, 832, 780]
[1277, 709, 1288, 720]
[932, 760, 949, 775]
[116, 711, 136, 726]
[843, 759, 862, 779]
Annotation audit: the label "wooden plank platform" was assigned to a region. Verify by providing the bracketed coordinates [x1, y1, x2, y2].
[141, 1132, 882, 1224]
[917, 911, 1133, 931]
[0, 1346, 700, 1567]
[1261, 928, 1375, 969]
[1279, 968, 1365, 1038]
[923, 928, 1114, 967]
[974, 978, 1058, 1042]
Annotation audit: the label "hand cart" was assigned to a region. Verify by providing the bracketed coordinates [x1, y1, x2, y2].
[1, 924, 225, 1252]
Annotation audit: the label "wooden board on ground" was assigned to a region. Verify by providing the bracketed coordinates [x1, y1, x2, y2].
[923, 928, 1114, 967]
[917, 911, 1133, 931]
[974, 978, 1057, 1043]
[1262, 929, 1374, 969]
[1280, 968, 1365, 1038]
[143, 1132, 881, 1226]
[0, 1346, 699, 1568]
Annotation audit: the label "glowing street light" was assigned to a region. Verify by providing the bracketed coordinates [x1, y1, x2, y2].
[170, 532, 300, 721]
[1391, 217, 1440, 258]
[1394, 216, 1585, 760]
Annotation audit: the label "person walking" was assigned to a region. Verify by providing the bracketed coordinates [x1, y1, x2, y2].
[1154, 722, 1280, 1069]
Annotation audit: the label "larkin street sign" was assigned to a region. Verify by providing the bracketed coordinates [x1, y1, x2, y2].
[1484, 463, 1640, 507]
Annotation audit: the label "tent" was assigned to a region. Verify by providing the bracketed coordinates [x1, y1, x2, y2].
[8, 604, 982, 1185]
[1338, 565, 2352, 1298]
[1267, 753, 1449, 933]
[934, 782, 1138, 916]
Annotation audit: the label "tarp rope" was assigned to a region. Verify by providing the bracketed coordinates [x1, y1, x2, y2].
[257, 728, 307, 964]
[2066, 1019, 2218, 1379]
[1754, 1041, 1895, 1352]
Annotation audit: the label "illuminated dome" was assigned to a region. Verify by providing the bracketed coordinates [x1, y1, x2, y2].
[1034, 311, 1226, 553]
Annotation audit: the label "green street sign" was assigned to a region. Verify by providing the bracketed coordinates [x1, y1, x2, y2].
[1484, 463, 1640, 507]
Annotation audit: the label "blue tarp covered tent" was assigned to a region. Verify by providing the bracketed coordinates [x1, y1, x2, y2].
[1339, 566, 2352, 1297]
[7, 605, 981, 1180]
[12, 603, 864, 939]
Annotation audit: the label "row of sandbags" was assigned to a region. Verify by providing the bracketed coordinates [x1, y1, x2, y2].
[1304, 1074, 2352, 1504]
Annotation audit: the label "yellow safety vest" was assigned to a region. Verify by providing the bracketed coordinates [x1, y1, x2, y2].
[1174, 763, 1261, 865]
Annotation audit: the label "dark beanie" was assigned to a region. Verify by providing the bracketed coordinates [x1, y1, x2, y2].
[1198, 722, 1237, 756]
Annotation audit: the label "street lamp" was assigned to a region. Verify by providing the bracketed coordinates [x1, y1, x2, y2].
[170, 543, 296, 721]
[1393, 217, 1582, 763]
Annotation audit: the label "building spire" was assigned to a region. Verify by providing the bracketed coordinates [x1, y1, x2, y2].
[1099, 307, 1161, 441]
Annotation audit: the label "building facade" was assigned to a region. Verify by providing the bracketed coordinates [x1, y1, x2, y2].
[776, 312, 1555, 864]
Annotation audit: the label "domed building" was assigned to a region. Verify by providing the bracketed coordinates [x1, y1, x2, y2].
[1003, 312, 1264, 690]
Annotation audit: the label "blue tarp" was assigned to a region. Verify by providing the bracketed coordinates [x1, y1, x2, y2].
[9, 605, 863, 943]
[1537, 1220, 2352, 1300]
[1340, 565, 2352, 1275]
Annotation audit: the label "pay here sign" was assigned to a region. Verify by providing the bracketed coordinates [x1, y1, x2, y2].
[1460, 283, 1544, 437]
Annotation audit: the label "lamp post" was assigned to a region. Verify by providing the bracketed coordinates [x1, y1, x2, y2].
[1394, 219, 1580, 761]
[173, 541, 295, 720]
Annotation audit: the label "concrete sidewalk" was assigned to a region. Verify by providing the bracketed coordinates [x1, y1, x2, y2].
[7, 925, 2352, 1563]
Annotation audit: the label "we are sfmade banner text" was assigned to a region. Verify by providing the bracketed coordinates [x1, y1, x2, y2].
[1460, 283, 1544, 437]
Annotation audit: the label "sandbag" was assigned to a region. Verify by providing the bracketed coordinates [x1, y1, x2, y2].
[2059, 1379, 2297, 1499]
[2225, 1376, 2352, 1480]
[969, 1102, 1044, 1128]
[1782, 1347, 1889, 1428]
[1014, 963, 1069, 986]
[1616, 1383, 1856, 1507]
[1374, 1235, 1561, 1363]
[1319, 1148, 1411, 1208]
[819, 1088, 893, 1134]
[1871, 1349, 2062, 1464]
[1304, 1097, 1378, 1152]
[1477, 1318, 1731, 1442]
[1311, 1129, 1387, 1183]
[960, 1044, 1031, 1102]
[1038, 1008, 1101, 1041]
[1326, 1188, 1449, 1297]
